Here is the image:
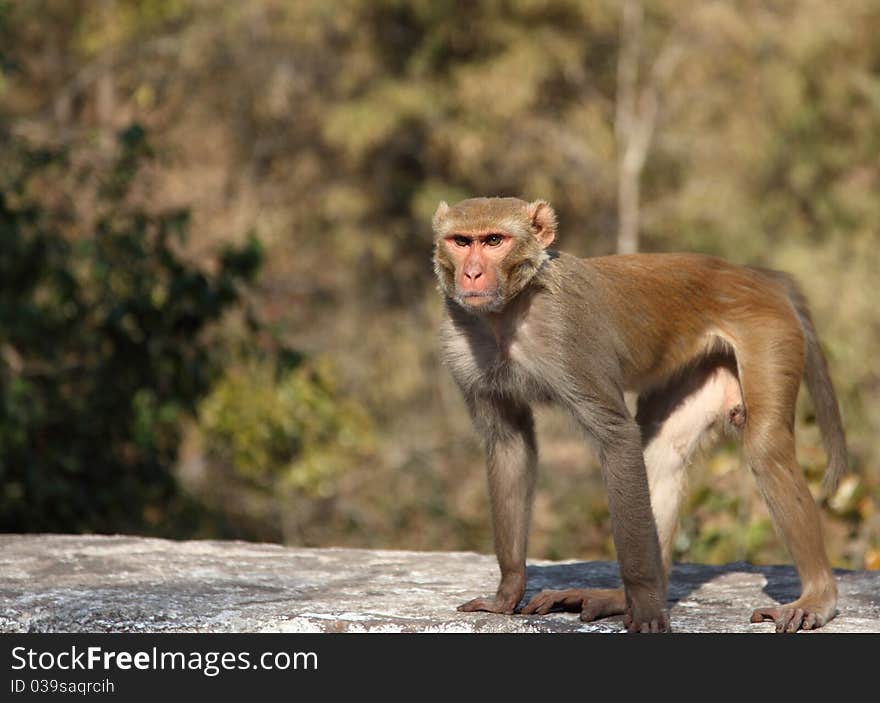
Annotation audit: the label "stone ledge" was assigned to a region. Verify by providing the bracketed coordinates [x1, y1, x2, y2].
[1, 534, 876, 633]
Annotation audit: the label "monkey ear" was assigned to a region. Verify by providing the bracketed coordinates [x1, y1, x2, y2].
[432, 201, 450, 231]
[527, 200, 557, 248]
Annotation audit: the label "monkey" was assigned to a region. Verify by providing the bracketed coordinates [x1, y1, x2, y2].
[432, 196, 847, 633]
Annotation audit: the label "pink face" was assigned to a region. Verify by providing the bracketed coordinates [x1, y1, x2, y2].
[443, 231, 515, 308]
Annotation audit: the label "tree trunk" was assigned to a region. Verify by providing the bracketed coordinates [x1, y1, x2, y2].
[615, 0, 657, 255]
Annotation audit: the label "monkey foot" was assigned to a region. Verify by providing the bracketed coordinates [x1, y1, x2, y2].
[457, 595, 519, 615]
[521, 588, 626, 622]
[750, 602, 832, 633]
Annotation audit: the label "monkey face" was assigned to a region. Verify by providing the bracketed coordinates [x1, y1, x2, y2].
[432, 197, 557, 313]
[441, 232, 514, 310]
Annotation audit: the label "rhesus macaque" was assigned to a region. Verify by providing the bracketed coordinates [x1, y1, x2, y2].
[433, 197, 847, 633]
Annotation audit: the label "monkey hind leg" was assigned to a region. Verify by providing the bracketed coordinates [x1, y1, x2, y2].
[741, 426, 838, 632]
[737, 345, 837, 632]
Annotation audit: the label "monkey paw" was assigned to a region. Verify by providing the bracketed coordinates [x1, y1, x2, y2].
[521, 588, 626, 622]
[457, 595, 518, 614]
[623, 610, 671, 633]
[750, 602, 832, 633]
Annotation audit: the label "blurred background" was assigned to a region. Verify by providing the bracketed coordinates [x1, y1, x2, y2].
[1, 0, 877, 570]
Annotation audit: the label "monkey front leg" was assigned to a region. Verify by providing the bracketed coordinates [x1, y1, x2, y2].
[599, 421, 670, 632]
[522, 418, 669, 629]
[458, 397, 537, 614]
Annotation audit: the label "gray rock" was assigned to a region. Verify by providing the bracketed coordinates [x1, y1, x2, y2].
[0, 534, 876, 633]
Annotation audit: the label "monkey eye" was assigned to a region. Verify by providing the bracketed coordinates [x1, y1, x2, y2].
[485, 234, 504, 246]
[452, 235, 471, 247]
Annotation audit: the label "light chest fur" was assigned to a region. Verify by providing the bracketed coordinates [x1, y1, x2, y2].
[440, 292, 558, 403]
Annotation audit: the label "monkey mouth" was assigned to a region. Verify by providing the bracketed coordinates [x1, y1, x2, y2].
[456, 290, 503, 312]
[460, 291, 497, 304]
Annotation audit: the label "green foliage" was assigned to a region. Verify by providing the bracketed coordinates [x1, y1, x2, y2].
[0, 127, 261, 533]
[198, 358, 373, 498]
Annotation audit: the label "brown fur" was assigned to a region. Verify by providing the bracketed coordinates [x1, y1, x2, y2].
[434, 196, 847, 633]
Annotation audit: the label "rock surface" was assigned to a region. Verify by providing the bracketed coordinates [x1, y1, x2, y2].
[0, 534, 877, 633]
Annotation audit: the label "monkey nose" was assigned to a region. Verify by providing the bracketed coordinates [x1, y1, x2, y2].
[462, 271, 485, 291]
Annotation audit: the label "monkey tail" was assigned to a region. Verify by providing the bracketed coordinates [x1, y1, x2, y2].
[778, 273, 849, 495]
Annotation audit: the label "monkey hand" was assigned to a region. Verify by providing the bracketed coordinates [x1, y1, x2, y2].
[521, 588, 626, 622]
[457, 595, 520, 614]
[623, 604, 671, 633]
[457, 576, 525, 614]
[458, 569, 526, 615]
